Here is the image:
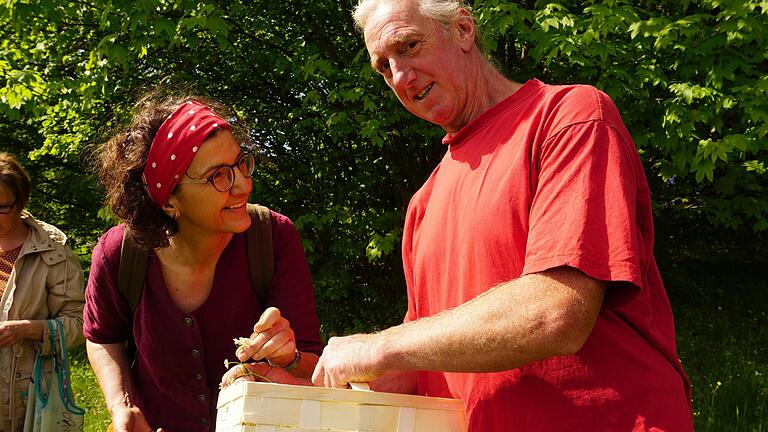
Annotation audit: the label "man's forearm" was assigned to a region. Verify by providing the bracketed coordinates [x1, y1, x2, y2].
[376, 266, 606, 373]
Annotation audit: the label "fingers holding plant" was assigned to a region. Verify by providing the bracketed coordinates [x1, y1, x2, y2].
[235, 307, 297, 368]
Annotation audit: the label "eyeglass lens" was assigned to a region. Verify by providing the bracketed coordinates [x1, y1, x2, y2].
[211, 153, 256, 192]
[0, 198, 16, 214]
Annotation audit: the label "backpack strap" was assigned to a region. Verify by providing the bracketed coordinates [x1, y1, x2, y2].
[118, 228, 148, 312]
[116, 205, 273, 360]
[118, 228, 147, 363]
[245, 204, 273, 305]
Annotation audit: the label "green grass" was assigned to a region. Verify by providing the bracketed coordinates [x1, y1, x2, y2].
[70, 347, 110, 432]
[70, 261, 768, 431]
[665, 260, 768, 431]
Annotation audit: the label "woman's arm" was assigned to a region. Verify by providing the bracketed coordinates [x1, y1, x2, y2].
[46, 245, 86, 351]
[87, 341, 160, 432]
[0, 244, 86, 350]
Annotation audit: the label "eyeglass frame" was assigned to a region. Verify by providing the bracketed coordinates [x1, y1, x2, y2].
[0, 197, 17, 214]
[177, 151, 256, 193]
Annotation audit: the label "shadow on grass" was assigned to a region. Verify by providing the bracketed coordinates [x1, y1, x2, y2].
[664, 259, 768, 431]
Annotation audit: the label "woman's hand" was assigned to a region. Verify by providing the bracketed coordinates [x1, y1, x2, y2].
[220, 362, 309, 388]
[236, 307, 297, 367]
[0, 320, 42, 347]
[109, 403, 164, 432]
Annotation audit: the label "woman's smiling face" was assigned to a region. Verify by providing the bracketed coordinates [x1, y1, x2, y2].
[169, 129, 253, 236]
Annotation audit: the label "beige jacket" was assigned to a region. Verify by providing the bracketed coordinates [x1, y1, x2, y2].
[0, 212, 85, 432]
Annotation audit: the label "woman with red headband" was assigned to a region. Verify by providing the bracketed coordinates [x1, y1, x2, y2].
[84, 94, 323, 432]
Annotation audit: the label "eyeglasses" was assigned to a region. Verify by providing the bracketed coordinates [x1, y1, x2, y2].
[0, 198, 17, 214]
[179, 152, 256, 193]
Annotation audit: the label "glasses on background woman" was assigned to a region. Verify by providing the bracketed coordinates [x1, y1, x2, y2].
[0, 197, 16, 214]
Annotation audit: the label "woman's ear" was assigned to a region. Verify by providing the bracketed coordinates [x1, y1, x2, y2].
[162, 198, 179, 220]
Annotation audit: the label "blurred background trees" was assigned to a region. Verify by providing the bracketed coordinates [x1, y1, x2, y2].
[1, 0, 766, 334]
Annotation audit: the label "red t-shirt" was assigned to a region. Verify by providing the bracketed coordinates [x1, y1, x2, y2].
[83, 210, 323, 432]
[402, 80, 692, 431]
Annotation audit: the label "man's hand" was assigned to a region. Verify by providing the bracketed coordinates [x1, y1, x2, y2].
[236, 307, 297, 367]
[311, 333, 384, 388]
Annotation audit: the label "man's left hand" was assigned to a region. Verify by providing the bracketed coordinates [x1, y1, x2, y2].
[311, 333, 384, 388]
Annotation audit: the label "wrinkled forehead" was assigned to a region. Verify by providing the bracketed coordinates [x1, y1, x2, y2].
[363, 2, 430, 53]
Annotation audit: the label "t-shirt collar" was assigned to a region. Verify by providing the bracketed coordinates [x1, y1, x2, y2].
[442, 79, 544, 147]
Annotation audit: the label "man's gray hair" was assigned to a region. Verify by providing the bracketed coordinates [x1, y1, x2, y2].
[352, 0, 472, 32]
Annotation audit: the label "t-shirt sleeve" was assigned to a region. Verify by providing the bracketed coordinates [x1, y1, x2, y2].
[267, 211, 324, 356]
[402, 200, 418, 324]
[522, 115, 647, 306]
[82, 226, 135, 344]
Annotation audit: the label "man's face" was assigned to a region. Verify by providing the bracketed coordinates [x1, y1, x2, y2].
[364, 1, 473, 132]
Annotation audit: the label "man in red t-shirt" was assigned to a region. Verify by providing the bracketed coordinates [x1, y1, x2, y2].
[312, 1, 694, 430]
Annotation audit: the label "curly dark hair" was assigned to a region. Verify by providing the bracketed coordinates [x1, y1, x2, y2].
[96, 93, 250, 251]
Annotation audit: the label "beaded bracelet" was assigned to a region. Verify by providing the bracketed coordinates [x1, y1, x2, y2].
[269, 350, 301, 371]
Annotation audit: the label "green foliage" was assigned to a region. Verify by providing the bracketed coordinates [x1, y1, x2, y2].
[0, 0, 437, 336]
[476, 0, 768, 231]
[69, 346, 111, 432]
[0, 0, 766, 342]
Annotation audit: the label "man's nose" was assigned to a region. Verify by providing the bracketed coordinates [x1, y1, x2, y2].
[390, 59, 414, 89]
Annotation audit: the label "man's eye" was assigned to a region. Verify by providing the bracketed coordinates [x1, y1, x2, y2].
[378, 61, 391, 74]
[406, 40, 419, 50]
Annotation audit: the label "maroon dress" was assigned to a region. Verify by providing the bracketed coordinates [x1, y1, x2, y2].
[83, 210, 323, 431]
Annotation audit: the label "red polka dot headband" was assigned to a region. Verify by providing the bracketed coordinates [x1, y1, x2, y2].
[142, 100, 232, 206]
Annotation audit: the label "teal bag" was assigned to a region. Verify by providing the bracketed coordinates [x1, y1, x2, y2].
[23, 320, 85, 432]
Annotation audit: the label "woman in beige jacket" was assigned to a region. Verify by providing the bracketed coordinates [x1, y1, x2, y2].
[0, 152, 85, 432]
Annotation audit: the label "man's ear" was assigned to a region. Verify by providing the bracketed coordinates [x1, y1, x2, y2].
[456, 8, 476, 52]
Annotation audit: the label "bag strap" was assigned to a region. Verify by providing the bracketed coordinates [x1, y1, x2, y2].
[117, 231, 146, 363]
[30, 320, 58, 405]
[52, 319, 86, 415]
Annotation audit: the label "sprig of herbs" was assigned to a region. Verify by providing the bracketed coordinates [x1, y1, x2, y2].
[221, 337, 273, 388]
